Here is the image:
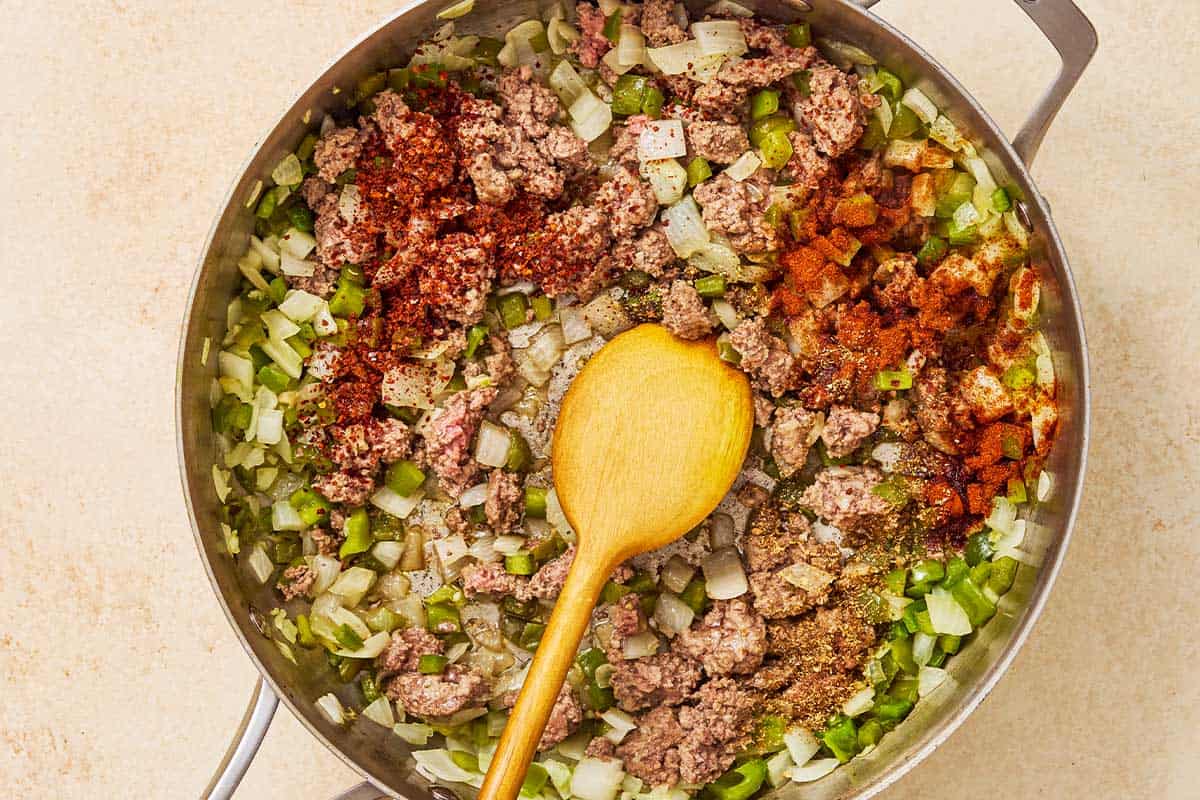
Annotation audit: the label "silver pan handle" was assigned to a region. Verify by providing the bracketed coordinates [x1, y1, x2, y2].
[853, 0, 1098, 166]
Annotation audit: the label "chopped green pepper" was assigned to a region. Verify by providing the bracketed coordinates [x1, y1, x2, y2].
[503, 595, 539, 621]
[759, 128, 794, 169]
[705, 759, 767, 800]
[601, 580, 632, 604]
[450, 750, 479, 772]
[602, 9, 622, 42]
[885, 568, 907, 596]
[521, 763, 549, 797]
[680, 577, 708, 615]
[295, 614, 317, 647]
[505, 431, 533, 472]
[329, 280, 366, 318]
[874, 68, 903, 102]
[694, 274, 727, 298]
[360, 672, 382, 703]
[1007, 477, 1028, 504]
[988, 556, 1019, 596]
[888, 102, 923, 139]
[937, 633, 962, 655]
[750, 89, 780, 121]
[687, 156, 713, 187]
[364, 606, 403, 634]
[821, 715, 860, 763]
[519, 621, 547, 650]
[385, 460, 425, 497]
[947, 220, 979, 247]
[910, 559, 945, 585]
[750, 714, 787, 755]
[917, 235, 948, 266]
[642, 86, 665, 118]
[418, 653, 449, 674]
[256, 363, 291, 394]
[338, 508, 373, 559]
[872, 694, 913, 723]
[991, 186, 1013, 213]
[749, 115, 796, 148]
[426, 603, 461, 634]
[465, 324, 489, 359]
[785, 22, 811, 48]
[334, 623, 364, 651]
[531, 295, 553, 321]
[950, 575, 997, 627]
[941, 556, 969, 588]
[578, 647, 608, 679]
[857, 719, 884, 748]
[965, 531, 994, 567]
[612, 74, 650, 116]
[585, 682, 615, 711]
[505, 551, 536, 576]
[290, 488, 332, 526]
[498, 292, 529, 329]
[524, 486, 548, 519]
[874, 368, 913, 391]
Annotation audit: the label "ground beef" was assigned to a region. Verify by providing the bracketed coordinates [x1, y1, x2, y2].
[693, 47, 815, 120]
[300, 176, 337, 216]
[527, 545, 574, 600]
[796, 65, 866, 157]
[378, 627, 444, 675]
[729, 318, 798, 397]
[767, 405, 820, 476]
[821, 405, 880, 458]
[498, 67, 562, 137]
[675, 678, 756, 784]
[609, 115, 649, 167]
[311, 470, 374, 507]
[418, 232, 496, 326]
[693, 173, 778, 254]
[784, 129, 832, 189]
[608, 592, 645, 638]
[539, 685, 583, 751]
[585, 736, 617, 760]
[674, 598, 767, 677]
[309, 526, 344, 556]
[464, 334, 516, 386]
[661, 280, 714, 340]
[748, 541, 841, 619]
[313, 126, 365, 183]
[686, 121, 750, 164]
[278, 565, 314, 600]
[641, 0, 688, 46]
[610, 652, 702, 712]
[617, 706, 686, 787]
[484, 469, 524, 534]
[744, 504, 809, 571]
[327, 418, 413, 472]
[460, 560, 526, 599]
[314, 196, 376, 272]
[594, 165, 660, 240]
[611, 227, 677, 277]
[572, 3, 613, 67]
[422, 386, 498, 496]
[528, 204, 615, 299]
[389, 664, 490, 717]
[913, 366, 969, 455]
[800, 465, 893, 531]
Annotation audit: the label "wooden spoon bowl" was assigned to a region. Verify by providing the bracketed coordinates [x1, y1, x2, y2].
[478, 323, 753, 800]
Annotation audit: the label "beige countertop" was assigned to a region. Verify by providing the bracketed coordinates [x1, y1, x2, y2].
[1, 0, 1196, 797]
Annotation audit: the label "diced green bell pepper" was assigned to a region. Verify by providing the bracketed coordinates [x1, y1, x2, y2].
[750, 90, 780, 121]
[524, 486, 548, 518]
[418, 653, 449, 674]
[821, 715, 860, 763]
[338, 508, 372, 559]
[705, 759, 767, 800]
[385, 460, 425, 497]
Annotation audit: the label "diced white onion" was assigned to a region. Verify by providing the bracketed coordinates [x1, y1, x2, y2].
[901, 88, 938, 124]
[912, 631, 936, 667]
[370, 486, 424, 519]
[874, 97, 894, 134]
[271, 154, 303, 187]
[724, 150, 761, 181]
[414, 749, 479, 784]
[394, 722, 434, 745]
[660, 556, 696, 594]
[362, 696, 396, 727]
[433, 534, 471, 576]
[621, 631, 660, 659]
[653, 592, 696, 636]
[1037, 470, 1053, 502]
[247, 543, 274, 584]
[336, 630, 391, 659]
[548, 18, 580, 55]
[646, 40, 704, 76]
[256, 408, 284, 445]
[219, 351, 254, 393]
[1004, 210, 1029, 248]
[691, 20, 748, 56]
[237, 253, 271, 293]
[661, 195, 710, 258]
[817, 38, 877, 67]
[559, 307, 593, 344]
[310, 555, 341, 595]
[459, 482, 489, 508]
[766, 750, 794, 787]
[372, 540, 404, 570]
[329, 566, 377, 607]
[261, 338, 303, 380]
[550, 59, 588, 106]
[641, 158, 688, 205]
[952, 200, 982, 229]
[927, 587, 972, 635]
[569, 90, 613, 143]
[262, 310, 300, 342]
[701, 547, 748, 599]
[842, 686, 875, 717]
[381, 359, 455, 410]
[278, 290, 323, 322]
[528, 325, 567, 371]
[280, 251, 317, 277]
[601, 47, 636, 77]
[783, 729, 821, 766]
[930, 115, 966, 151]
[600, 709, 638, 744]
[788, 758, 839, 783]
[638, 119, 687, 161]
[271, 500, 305, 532]
[338, 184, 361, 222]
[315, 693, 347, 725]
[711, 298, 740, 331]
[918, 665, 950, 697]
[708, 511, 735, 549]
[985, 496, 1017, 536]
[779, 561, 835, 594]
[475, 421, 512, 468]
[583, 293, 634, 338]
[616, 24, 646, 66]
[312, 305, 338, 337]
[279, 227, 317, 260]
[570, 757, 627, 800]
[546, 488, 573, 535]
[689, 239, 741, 275]
[492, 534, 526, 556]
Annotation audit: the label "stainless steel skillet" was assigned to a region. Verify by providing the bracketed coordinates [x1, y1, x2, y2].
[176, 1, 1096, 797]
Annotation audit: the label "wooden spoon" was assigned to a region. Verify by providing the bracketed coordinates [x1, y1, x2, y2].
[477, 323, 753, 800]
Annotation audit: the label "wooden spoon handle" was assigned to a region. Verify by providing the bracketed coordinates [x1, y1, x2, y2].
[478, 553, 612, 800]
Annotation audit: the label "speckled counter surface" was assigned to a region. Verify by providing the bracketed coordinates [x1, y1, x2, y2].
[1, 1, 1196, 797]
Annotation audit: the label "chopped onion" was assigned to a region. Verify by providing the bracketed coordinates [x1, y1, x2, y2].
[621, 631, 660, 659]
[262, 310, 300, 342]
[312, 304, 338, 337]
[279, 227, 317, 260]
[279, 251, 316, 277]
[459, 482, 489, 508]
[691, 20, 747, 57]
[708, 512, 735, 549]
[393, 722, 434, 745]
[315, 693, 347, 726]
[432, 534, 471, 577]
[310, 555, 341, 595]
[724, 150, 761, 181]
[1037, 470, 1053, 502]
[1004, 210, 1029, 248]
[646, 39, 704, 75]
[661, 195, 710, 258]
[766, 750, 794, 787]
[660, 555, 696, 594]
[372, 540, 404, 571]
[550, 59, 588, 106]
[260, 336, 301, 379]
[927, 586, 972, 635]
[583, 293, 634, 338]
[918, 665, 950, 697]
[601, 709, 638, 743]
[779, 561, 835, 594]
[569, 90, 613, 143]
[874, 98, 894, 134]
[788, 758, 839, 783]
[414, 749, 479, 784]
[817, 38, 877, 68]
[528, 325, 567, 371]
[218, 351, 254, 394]
[330, 566, 377, 607]
[930, 115, 965, 152]
[255, 408, 284, 445]
[842, 686, 875, 717]
[783, 729, 821, 766]
[548, 18, 580, 55]
[362, 696, 396, 727]
[912, 631, 936, 667]
[271, 154, 303, 187]
[271, 500, 305, 532]
[653, 592, 696, 636]
[985, 496, 1017, 536]
[711, 298, 740, 331]
[370, 486, 424, 519]
[336, 630, 391, 659]
[641, 158, 688, 205]
[278, 289, 323, 322]
[701, 547, 748, 600]
[638, 119, 687, 161]
[381, 359, 455, 410]
[492, 535, 527, 556]
[601, 48, 636, 77]
[436, 0, 474, 20]
[689, 239, 740, 275]
[559, 307, 593, 344]
[901, 88, 938, 124]
[616, 24, 646, 66]
[247, 543, 274, 584]
[688, 52, 726, 84]
[571, 757, 626, 800]
[546, 488, 573, 535]
[475, 421, 512, 468]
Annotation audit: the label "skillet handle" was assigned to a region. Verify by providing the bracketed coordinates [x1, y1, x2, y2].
[202, 676, 279, 799]
[1009, 0, 1098, 165]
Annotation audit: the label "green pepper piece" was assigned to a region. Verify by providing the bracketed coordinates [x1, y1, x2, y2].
[694, 275, 726, 298]
[505, 431, 533, 472]
[360, 672, 382, 704]
[759, 128, 794, 169]
[506, 551, 536, 576]
[601, 580, 632, 604]
[334, 623, 364, 651]
[473, 37, 504, 67]
[969, 561, 992, 588]
[296, 132, 319, 163]
[524, 486, 548, 519]
[950, 576, 997, 627]
[937, 633, 962, 655]
[329, 281, 366, 318]
[888, 101, 923, 139]
[335, 168, 358, 186]
[941, 556, 969, 589]
[749, 115, 796, 148]
[612, 74, 650, 116]
[255, 185, 281, 219]
[641, 86, 665, 118]
[872, 694, 913, 723]
[531, 295, 553, 321]
[585, 682, 615, 711]
[602, 9, 622, 42]
[857, 719, 884, 749]
[426, 603, 461, 634]
[991, 186, 1013, 213]
[916, 235, 948, 266]
[498, 292, 529, 329]
[287, 205, 314, 233]
[520, 763, 549, 797]
[257, 363, 291, 394]
[364, 606, 403, 634]
[680, 577, 708, 614]
[418, 653, 449, 674]
[464, 324, 489, 359]
[705, 759, 767, 800]
[1007, 477, 1028, 505]
[885, 568, 907, 596]
[625, 572, 656, 593]
[750, 89, 780, 121]
[337, 656, 363, 682]
[1002, 364, 1037, 391]
[503, 595, 540, 621]
[577, 648, 608, 679]
[295, 614, 318, 647]
[858, 114, 886, 150]
[874, 368, 913, 391]
[914, 609, 937, 636]
[266, 277, 288, 306]
[449, 750, 479, 773]
[519, 621, 547, 650]
[988, 556, 1019, 596]
[290, 488, 332, 526]
[874, 68, 903, 102]
[910, 559, 945, 585]
[785, 22, 811, 48]
[717, 340, 741, 364]
[687, 156, 713, 187]
[947, 221, 979, 247]
[338, 508, 372, 559]
[821, 716, 860, 763]
[426, 585, 465, 607]
[750, 714, 787, 755]
[890, 633, 917, 674]
[871, 480, 908, 506]
[385, 460, 426, 497]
